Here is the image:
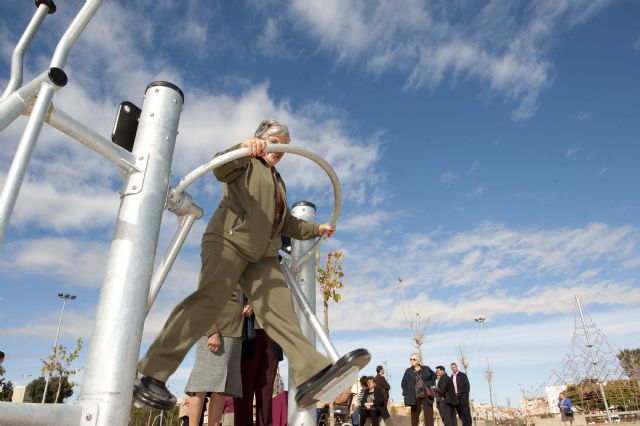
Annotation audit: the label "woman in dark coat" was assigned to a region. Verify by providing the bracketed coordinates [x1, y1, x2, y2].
[360, 376, 391, 426]
[401, 353, 436, 426]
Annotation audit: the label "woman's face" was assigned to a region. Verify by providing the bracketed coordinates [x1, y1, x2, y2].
[262, 134, 288, 166]
[367, 379, 375, 389]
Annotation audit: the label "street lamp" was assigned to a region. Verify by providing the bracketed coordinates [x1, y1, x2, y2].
[41, 293, 76, 403]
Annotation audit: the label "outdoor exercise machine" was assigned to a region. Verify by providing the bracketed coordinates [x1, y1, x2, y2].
[0, 1, 369, 425]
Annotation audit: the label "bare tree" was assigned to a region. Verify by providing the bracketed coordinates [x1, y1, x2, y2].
[458, 342, 471, 372]
[404, 310, 432, 358]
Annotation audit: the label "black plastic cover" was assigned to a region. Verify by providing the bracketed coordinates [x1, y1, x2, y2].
[111, 101, 141, 152]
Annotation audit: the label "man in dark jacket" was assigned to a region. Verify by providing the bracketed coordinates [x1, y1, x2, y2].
[451, 362, 472, 426]
[373, 365, 391, 405]
[435, 366, 458, 426]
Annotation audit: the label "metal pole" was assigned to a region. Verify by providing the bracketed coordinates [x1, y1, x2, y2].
[42, 295, 70, 403]
[77, 81, 183, 426]
[49, 0, 103, 69]
[45, 106, 138, 172]
[1, 3, 51, 100]
[0, 83, 55, 241]
[575, 295, 613, 423]
[288, 201, 320, 426]
[146, 213, 198, 315]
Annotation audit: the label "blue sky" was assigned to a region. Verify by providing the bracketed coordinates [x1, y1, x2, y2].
[1, 0, 639, 410]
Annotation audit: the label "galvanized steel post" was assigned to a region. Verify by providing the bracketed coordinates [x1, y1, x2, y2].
[77, 82, 183, 426]
[288, 201, 319, 426]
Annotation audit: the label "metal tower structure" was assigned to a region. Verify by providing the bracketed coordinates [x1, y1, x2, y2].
[542, 295, 640, 419]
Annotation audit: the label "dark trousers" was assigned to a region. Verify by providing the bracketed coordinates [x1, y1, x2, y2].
[411, 397, 434, 426]
[360, 409, 381, 426]
[437, 401, 457, 426]
[455, 394, 472, 426]
[234, 330, 279, 426]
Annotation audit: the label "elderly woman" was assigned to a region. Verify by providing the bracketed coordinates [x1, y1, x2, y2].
[135, 120, 368, 410]
[401, 353, 436, 426]
[184, 287, 245, 426]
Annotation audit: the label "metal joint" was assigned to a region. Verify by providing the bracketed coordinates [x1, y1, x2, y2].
[166, 189, 203, 219]
[120, 153, 149, 197]
[80, 400, 99, 426]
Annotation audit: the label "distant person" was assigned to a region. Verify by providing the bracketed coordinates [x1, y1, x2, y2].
[360, 376, 391, 426]
[374, 365, 391, 405]
[352, 375, 369, 426]
[184, 287, 243, 426]
[401, 353, 436, 426]
[435, 366, 458, 426]
[558, 392, 573, 426]
[234, 306, 284, 426]
[451, 362, 472, 426]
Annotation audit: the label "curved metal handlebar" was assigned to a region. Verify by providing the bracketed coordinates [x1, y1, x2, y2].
[171, 145, 341, 269]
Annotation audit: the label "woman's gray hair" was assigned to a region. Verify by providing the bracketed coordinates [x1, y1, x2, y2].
[254, 119, 290, 143]
[410, 352, 422, 363]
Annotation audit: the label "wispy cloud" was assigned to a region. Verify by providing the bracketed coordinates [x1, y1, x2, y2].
[323, 222, 640, 331]
[598, 165, 609, 175]
[441, 169, 460, 184]
[467, 186, 485, 198]
[576, 112, 590, 122]
[288, 0, 612, 120]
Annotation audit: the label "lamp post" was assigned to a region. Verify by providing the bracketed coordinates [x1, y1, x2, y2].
[41, 293, 76, 403]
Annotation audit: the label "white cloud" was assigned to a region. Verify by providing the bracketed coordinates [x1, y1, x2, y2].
[598, 165, 609, 175]
[288, 0, 612, 120]
[315, 222, 640, 332]
[440, 169, 460, 184]
[576, 112, 590, 122]
[467, 186, 484, 198]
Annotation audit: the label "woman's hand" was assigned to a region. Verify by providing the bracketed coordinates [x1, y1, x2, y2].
[207, 332, 222, 353]
[319, 223, 336, 237]
[242, 304, 253, 317]
[241, 138, 267, 158]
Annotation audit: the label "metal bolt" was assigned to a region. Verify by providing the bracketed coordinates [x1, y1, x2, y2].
[138, 155, 144, 160]
[150, 113, 154, 117]
[132, 185, 137, 190]
[155, 88, 159, 93]
[85, 414, 92, 421]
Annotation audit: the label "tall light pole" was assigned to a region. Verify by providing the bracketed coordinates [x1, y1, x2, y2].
[41, 292, 76, 403]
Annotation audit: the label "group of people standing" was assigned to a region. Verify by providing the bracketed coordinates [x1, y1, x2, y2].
[401, 355, 472, 426]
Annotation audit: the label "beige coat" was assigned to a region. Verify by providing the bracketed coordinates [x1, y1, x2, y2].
[203, 144, 320, 263]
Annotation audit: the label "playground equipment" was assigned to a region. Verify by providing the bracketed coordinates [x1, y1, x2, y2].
[0, 2, 369, 425]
